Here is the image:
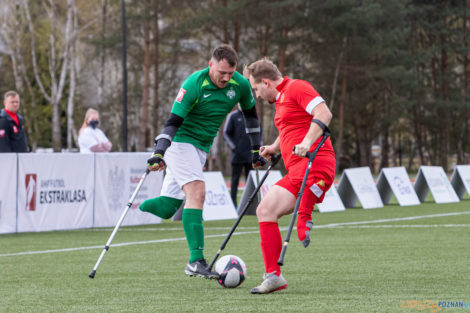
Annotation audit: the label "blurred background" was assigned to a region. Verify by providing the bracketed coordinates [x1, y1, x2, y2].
[0, 0, 469, 176]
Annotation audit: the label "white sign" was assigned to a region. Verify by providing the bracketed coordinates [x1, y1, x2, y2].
[414, 166, 459, 203]
[94, 153, 163, 227]
[337, 167, 383, 209]
[451, 165, 470, 200]
[376, 167, 420, 206]
[17, 153, 94, 232]
[316, 185, 346, 213]
[0, 154, 17, 234]
[238, 170, 283, 215]
[203, 172, 238, 221]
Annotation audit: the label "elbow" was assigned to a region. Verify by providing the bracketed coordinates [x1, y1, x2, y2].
[325, 110, 333, 125]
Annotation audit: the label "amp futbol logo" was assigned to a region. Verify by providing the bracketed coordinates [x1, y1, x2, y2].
[25, 174, 37, 211]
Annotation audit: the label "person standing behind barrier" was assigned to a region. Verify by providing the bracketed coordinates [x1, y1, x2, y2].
[0, 90, 28, 153]
[244, 58, 336, 294]
[223, 104, 254, 208]
[139, 45, 265, 279]
[78, 108, 112, 153]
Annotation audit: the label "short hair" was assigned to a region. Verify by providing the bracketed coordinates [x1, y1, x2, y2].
[243, 58, 282, 83]
[212, 44, 238, 67]
[4, 90, 19, 100]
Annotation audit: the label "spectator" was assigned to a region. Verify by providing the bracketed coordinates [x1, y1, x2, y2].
[78, 108, 112, 153]
[0, 90, 28, 153]
[223, 104, 254, 207]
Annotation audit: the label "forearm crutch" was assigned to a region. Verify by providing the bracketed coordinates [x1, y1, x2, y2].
[207, 154, 281, 271]
[278, 124, 330, 266]
[89, 169, 150, 278]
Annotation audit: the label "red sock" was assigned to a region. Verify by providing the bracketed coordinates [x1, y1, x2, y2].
[259, 221, 282, 276]
[297, 189, 316, 242]
[297, 212, 312, 242]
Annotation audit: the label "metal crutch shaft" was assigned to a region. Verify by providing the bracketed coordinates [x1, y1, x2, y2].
[207, 154, 281, 271]
[277, 132, 330, 266]
[89, 169, 150, 278]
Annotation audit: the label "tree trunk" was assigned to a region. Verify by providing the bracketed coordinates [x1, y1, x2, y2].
[139, 6, 151, 152]
[439, 32, 448, 171]
[335, 64, 347, 171]
[277, 27, 288, 75]
[67, 1, 78, 150]
[329, 37, 347, 111]
[233, 20, 240, 53]
[152, 0, 160, 141]
[98, 0, 108, 107]
[23, 0, 74, 152]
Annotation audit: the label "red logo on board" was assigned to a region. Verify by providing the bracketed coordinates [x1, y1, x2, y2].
[25, 174, 37, 211]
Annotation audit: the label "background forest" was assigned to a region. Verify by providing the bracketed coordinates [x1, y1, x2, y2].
[1, 0, 469, 175]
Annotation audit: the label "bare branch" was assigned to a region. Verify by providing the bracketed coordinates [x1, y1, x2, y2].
[22, 0, 52, 102]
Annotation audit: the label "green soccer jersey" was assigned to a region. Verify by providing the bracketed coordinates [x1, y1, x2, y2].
[171, 67, 255, 153]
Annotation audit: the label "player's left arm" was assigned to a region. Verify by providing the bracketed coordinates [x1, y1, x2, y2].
[293, 82, 332, 157]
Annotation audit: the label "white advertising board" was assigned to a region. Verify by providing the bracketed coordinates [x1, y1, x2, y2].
[450, 165, 470, 200]
[238, 170, 283, 215]
[0, 154, 17, 233]
[17, 154, 94, 232]
[337, 167, 383, 209]
[94, 153, 163, 227]
[203, 171, 238, 221]
[376, 167, 420, 206]
[414, 166, 459, 203]
[316, 185, 346, 213]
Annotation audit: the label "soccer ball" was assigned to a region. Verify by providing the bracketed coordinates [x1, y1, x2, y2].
[215, 255, 247, 288]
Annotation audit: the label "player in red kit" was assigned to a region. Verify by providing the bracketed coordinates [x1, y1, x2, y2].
[244, 59, 335, 294]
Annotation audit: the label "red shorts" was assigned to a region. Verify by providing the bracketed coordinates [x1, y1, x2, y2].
[276, 154, 335, 209]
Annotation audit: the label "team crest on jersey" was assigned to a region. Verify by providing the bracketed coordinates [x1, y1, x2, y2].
[0, 129, 5, 137]
[226, 87, 236, 100]
[176, 88, 186, 102]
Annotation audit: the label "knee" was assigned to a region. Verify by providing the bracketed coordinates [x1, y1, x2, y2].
[194, 189, 206, 205]
[186, 189, 205, 207]
[256, 202, 274, 221]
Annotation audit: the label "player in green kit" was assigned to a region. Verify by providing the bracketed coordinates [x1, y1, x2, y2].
[140, 45, 265, 279]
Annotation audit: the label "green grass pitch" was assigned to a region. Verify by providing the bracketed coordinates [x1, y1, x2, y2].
[1, 198, 469, 312]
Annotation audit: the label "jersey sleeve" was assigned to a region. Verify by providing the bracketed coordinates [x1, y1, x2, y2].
[170, 73, 199, 119]
[238, 76, 256, 111]
[291, 80, 325, 115]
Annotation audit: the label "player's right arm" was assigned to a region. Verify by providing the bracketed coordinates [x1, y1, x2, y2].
[148, 75, 198, 171]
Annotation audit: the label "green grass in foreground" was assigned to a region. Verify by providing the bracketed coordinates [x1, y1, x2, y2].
[0, 199, 469, 313]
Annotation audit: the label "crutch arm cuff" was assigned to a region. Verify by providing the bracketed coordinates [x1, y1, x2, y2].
[311, 119, 331, 136]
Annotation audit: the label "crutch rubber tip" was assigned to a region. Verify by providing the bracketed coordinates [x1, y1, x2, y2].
[277, 260, 284, 266]
[89, 270, 96, 279]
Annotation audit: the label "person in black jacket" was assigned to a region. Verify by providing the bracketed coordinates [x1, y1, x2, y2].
[223, 104, 256, 207]
[0, 90, 28, 153]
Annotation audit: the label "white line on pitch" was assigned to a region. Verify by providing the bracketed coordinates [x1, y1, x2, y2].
[333, 224, 470, 228]
[1, 211, 469, 257]
[87, 226, 259, 232]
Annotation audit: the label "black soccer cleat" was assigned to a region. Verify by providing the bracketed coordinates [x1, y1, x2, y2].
[185, 259, 219, 279]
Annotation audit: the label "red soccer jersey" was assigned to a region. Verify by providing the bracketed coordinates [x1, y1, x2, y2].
[274, 76, 334, 170]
